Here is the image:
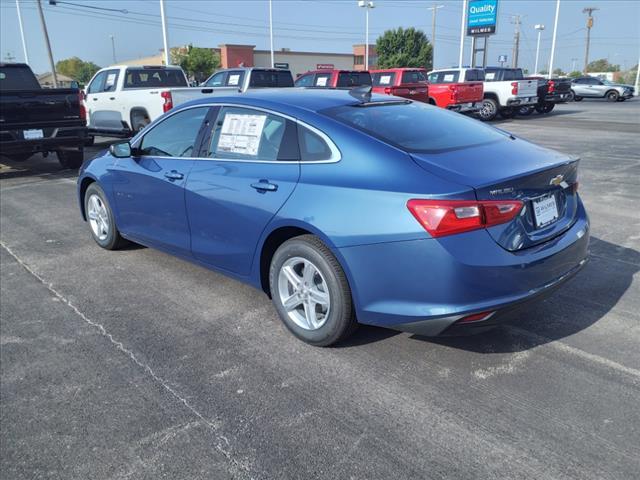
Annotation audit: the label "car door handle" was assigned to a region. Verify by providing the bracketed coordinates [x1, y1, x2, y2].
[109, 97, 116, 100]
[92, 97, 98, 101]
[164, 170, 184, 181]
[250, 181, 278, 192]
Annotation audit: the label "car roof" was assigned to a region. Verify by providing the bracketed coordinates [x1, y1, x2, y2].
[181, 88, 389, 113]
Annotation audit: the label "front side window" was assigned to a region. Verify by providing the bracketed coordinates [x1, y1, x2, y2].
[87, 71, 107, 94]
[225, 71, 245, 87]
[139, 107, 208, 157]
[322, 101, 507, 153]
[314, 73, 332, 87]
[294, 74, 314, 87]
[207, 106, 290, 161]
[204, 71, 226, 87]
[102, 70, 119, 92]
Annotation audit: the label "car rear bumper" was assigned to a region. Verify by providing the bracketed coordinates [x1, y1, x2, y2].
[0, 126, 87, 155]
[507, 96, 538, 106]
[447, 102, 480, 113]
[339, 200, 589, 336]
[545, 92, 572, 103]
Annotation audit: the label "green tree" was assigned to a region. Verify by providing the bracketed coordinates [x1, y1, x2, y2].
[173, 46, 220, 83]
[586, 58, 620, 73]
[539, 69, 549, 75]
[56, 57, 100, 84]
[568, 70, 582, 78]
[375, 27, 432, 70]
[552, 68, 565, 77]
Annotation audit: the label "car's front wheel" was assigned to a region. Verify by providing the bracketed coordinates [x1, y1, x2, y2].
[269, 235, 357, 346]
[84, 183, 127, 250]
[606, 90, 619, 102]
[57, 149, 84, 169]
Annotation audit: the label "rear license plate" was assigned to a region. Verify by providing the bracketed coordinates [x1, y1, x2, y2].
[23, 129, 44, 140]
[533, 194, 558, 228]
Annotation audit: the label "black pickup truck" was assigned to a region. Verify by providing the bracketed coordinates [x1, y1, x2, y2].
[0, 63, 87, 168]
[519, 76, 573, 115]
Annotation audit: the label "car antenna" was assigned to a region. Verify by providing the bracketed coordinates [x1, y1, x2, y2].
[349, 85, 372, 104]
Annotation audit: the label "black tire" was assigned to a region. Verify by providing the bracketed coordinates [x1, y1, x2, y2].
[606, 90, 619, 102]
[4, 153, 32, 162]
[574, 95, 583, 102]
[85, 136, 95, 147]
[269, 235, 357, 347]
[131, 111, 150, 134]
[517, 106, 535, 116]
[617, 97, 626, 102]
[535, 102, 556, 114]
[566, 91, 575, 102]
[478, 98, 498, 121]
[57, 149, 84, 169]
[84, 183, 127, 250]
[499, 107, 516, 119]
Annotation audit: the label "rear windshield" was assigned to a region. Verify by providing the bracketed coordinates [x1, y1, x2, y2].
[124, 68, 187, 88]
[249, 70, 294, 87]
[337, 72, 372, 88]
[0, 66, 41, 90]
[372, 72, 397, 86]
[322, 101, 506, 153]
[464, 69, 485, 81]
[428, 71, 460, 83]
[401, 71, 427, 84]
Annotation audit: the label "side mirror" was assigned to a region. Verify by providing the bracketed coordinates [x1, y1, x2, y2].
[109, 142, 132, 158]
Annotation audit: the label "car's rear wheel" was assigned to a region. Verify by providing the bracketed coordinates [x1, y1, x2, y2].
[535, 103, 556, 114]
[499, 107, 516, 119]
[573, 95, 583, 102]
[478, 98, 498, 121]
[517, 106, 535, 116]
[84, 183, 127, 250]
[566, 91, 575, 102]
[57, 149, 84, 169]
[269, 235, 357, 346]
[606, 90, 619, 102]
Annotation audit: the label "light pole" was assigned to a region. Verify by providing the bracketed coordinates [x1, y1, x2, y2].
[358, 1, 374, 70]
[534, 24, 545, 75]
[548, 0, 560, 79]
[427, 3, 444, 69]
[269, 0, 274, 68]
[458, 0, 467, 68]
[16, 0, 29, 64]
[159, 0, 170, 65]
[110, 35, 117, 64]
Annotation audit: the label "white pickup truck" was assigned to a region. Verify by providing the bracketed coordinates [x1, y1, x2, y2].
[478, 67, 538, 120]
[84, 65, 212, 139]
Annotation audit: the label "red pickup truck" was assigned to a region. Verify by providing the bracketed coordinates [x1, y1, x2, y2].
[370, 68, 429, 103]
[426, 68, 484, 113]
[294, 70, 371, 88]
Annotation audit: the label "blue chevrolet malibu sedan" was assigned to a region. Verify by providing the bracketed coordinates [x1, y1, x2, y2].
[77, 89, 589, 346]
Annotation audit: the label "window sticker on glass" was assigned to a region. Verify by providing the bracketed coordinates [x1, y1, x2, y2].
[485, 72, 496, 80]
[379, 75, 392, 85]
[228, 74, 240, 86]
[106, 73, 117, 86]
[316, 77, 328, 87]
[443, 74, 455, 82]
[216, 113, 267, 156]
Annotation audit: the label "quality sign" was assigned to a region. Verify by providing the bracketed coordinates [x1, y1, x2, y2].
[467, 0, 498, 36]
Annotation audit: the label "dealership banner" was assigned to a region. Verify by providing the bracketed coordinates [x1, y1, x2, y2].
[467, 0, 498, 36]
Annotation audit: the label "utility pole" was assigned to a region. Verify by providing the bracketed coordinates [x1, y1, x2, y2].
[269, 0, 274, 68]
[36, 0, 57, 87]
[16, 0, 29, 64]
[571, 57, 578, 72]
[458, 0, 467, 68]
[110, 35, 117, 64]
[510, 14, 521, 68]
[582, 7, 598, 73]
[548, 0, 560, 79]
[159, 0, 170, 65]
[427, 3, 444, 69]
[534, 24, 545, 74]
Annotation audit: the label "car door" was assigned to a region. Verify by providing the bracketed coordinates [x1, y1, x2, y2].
[87, 69, 121, 131]
[109, 106, 210, 255]
[294, 73, 314, 87]
[589, 78, 607, 96]
[203, 71, 227, 87]
[184, 105, 300, 275]
[86, 71, 107, 129]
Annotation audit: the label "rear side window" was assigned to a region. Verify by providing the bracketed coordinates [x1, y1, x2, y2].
[0, 66, 41, 90]
[428, 71, 459, 83]
[401, 71, 427, 84]
[322, 101, 506, 153]
[225, 71, 245, 87]
[298, 126, 333, 161]
[372, 72, 397, 86]
[337, 72, 372, 88]
[124, 68, 187, 88]
[139, 107, 208, 157]
[464, 69, 484, 81]
[249, 70, 294, 87]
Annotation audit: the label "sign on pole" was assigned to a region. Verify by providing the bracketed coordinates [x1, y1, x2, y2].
[467, 0, 498, 36]
[498, 54, 507, 66]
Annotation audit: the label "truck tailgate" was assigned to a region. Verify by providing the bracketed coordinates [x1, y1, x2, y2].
[455, 82, 483, 103]
[516, 80, 537, 97]
[0, 88, 82, 129]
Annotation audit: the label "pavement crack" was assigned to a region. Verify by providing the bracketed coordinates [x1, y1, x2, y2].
[0, 241, 256, 480]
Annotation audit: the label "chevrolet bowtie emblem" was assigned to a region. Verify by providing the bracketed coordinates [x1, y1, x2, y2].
[549, 174, 564, 186]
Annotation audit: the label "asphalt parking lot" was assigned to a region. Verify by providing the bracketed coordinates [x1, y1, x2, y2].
[1, 98, 639, 480]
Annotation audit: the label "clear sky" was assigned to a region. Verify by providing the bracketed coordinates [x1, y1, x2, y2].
[1, 0, 638, 75]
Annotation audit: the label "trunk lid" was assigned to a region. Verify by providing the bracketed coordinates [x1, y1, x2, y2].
[410, 137, 580, 251]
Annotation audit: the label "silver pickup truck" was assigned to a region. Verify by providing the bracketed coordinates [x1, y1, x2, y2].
[479, 67, 538, 121]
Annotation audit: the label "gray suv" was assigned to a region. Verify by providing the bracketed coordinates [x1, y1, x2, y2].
[571, 76, 634, 102]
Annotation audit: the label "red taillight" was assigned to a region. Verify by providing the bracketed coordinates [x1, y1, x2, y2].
[78, 90, 86, 121]
[407, 199, 523, 238]
[511, 82, 518, 95]
[384, 87, 392, 95]
[448, 84, 459, 102]
[548, 80, 555, 93]
[161, 90, 173, 112]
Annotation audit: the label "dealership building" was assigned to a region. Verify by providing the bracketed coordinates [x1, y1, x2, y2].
[118, 44, 377, 76]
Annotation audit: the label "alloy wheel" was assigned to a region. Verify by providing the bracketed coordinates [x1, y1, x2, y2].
[87, 194, 110, 241]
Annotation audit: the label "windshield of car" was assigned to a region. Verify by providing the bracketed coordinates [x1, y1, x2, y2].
[124, 68, 187, 88]
[322, 101, 508, 152]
